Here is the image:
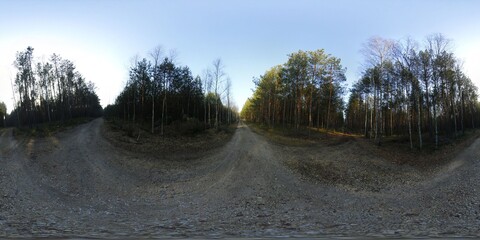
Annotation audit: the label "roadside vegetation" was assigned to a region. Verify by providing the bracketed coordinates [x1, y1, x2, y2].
[0, 46, 238, 148]
[242, 34, 480, 189]
[12, 117, 96, 138]
[248, 121, 480, 191]
[242, 33, 480, 151]
[103, 47, 239, 154]
[102, 120, 236, 159]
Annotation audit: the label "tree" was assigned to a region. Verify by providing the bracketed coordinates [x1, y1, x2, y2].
[242, 49, 346, 131]
[212, 58, 226, 128]
[149, 45, 163, 133]
[104, 47, 236, 135]
[0, 102, 6, 127]
[225, 77, 232, 124]
[9, 47, 102, 127]
[345, 34, 480, 149]
[14, 46, 36, 127]
[159, 57, 174, 135]
[361, 37, 395, 145]
[202, 69, 212, 127]
[427, 33, 451, 148]
[324, 56, 346, 130]
[36, 61, 53, 122]
[393, 37, 422, 149]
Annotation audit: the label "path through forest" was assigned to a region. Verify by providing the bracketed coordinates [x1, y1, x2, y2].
[1, 119, 480, 237]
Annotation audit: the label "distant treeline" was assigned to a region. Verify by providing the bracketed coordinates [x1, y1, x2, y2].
[243, 34, 480, 149]
[6, 46, 103, 127]
[104, 48, 237, 134]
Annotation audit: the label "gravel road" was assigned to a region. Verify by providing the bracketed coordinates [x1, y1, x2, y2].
[1, 118, 480, 238]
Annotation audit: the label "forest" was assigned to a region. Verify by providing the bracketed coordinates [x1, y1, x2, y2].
[5, 46, 103, 127]
[3, 34, 479, 149]
[241, 49, 347, 130]
[104, 48, 238, 135]
[242, 34, 480, 148]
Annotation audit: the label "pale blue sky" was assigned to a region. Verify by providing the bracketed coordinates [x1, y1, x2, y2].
[1, 0, 479, 112]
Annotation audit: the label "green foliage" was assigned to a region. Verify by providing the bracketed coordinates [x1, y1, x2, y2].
[242, 49, 346, 130]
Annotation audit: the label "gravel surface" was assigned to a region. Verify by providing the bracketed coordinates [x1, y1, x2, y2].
[1, 118, 480, 238]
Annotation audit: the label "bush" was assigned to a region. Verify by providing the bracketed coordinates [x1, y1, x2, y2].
[173, 118, 205, 136]
[122, 123, 137, 138]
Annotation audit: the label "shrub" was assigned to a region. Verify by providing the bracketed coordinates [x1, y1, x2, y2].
[174, 118, 205, 136]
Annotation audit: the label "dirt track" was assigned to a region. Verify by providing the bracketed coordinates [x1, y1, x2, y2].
[1, 118, 480, 237]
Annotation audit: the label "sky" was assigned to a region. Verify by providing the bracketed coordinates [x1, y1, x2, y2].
[1, 0, 479, 113]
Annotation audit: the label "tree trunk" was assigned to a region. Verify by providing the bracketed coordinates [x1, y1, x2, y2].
[425, 78, 432, 139]
[316, 100, 320, 130]
[364, 94, 368, 137]
[374, 85, 379, 144]
[461, 91, 465, 135]
[434, 98, 438, 149]
[408, 102, 413, 149]
[452, 94, 457, 138]
[215, 100, 218, 128]
[133, 89, 136, 124]
[45, 85, 51, 122]
[204, 97, 207, 128]
[471, 101, 475, 129]
[208, 102, 211, 126]
[368, 97, 375, 139]
[326, 81, 333, 130]
[283, 98, 286, 129]
[161, 91, 166, 135]
[417, 90, 422, 149]
[272, 94, 275, 126]
[268, 93, 271, 127]
[308, 85, 313, 128]
[390, 93, 393, 136]
[151, 95, 155, 134]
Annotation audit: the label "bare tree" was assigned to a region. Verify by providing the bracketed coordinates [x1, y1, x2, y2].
[128, 54, 140, 123]
[225, 77, 232, 124]
[149, 45, 163, 133]
[426, 33, 451, 148]
[362, 36, 395, 145]
[393, 37, 421, 149]
[212, 58, 225, 128]
[168, 49, 178, 64]
[202, 69, 212, 127]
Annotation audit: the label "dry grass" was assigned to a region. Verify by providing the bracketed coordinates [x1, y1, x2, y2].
[102, 119, 237, 160]
[248, 122, 480, 191]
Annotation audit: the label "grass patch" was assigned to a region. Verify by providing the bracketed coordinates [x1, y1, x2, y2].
[246, 122, 356, 147]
